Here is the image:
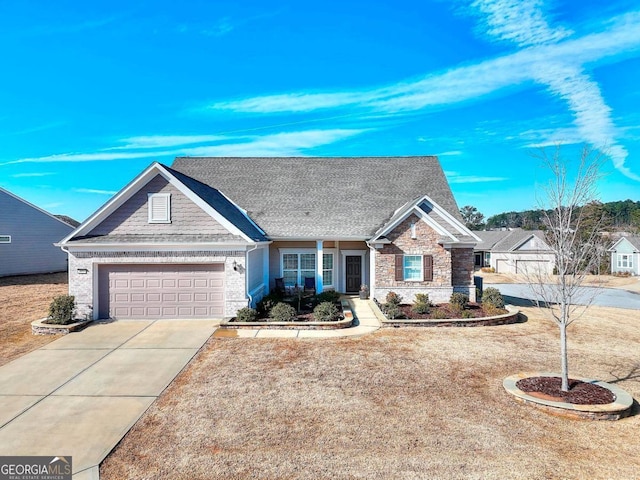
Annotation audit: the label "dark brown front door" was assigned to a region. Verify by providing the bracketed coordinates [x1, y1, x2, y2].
[345, 256, 361, 293]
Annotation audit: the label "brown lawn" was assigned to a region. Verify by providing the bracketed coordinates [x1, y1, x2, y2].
[479, 271, 640, 292]
[101, 305, 640, 480]
[0, 272, 68, 366]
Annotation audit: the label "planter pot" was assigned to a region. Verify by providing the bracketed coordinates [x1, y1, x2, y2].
[359, 292, 369, 300]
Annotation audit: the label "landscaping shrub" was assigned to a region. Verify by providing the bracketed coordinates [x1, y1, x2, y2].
[236, 307, 258, 322]
[430, 308, 447, 319]
[482, 287, 505, 309]
[384, 304, 405, 320]
[449, 292, 469, 311]
[461, 310, 474, 319]
[269, 302, 298, 322]
[314, 290, 341, 304]
[47, 295, 76, 325]
[412, 293, 431, 314]
[385, 291, 402, 306]
[313, 301, 340, 322]
[480, 267, 495, 273]
[257, 293, 280, 316]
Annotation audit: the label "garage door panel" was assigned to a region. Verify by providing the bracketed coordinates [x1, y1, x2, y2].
[99, 264, 225, 319]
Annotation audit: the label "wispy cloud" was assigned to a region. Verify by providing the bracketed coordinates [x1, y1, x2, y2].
[434, 150, 463, 156]
[11, 172, 55, 178]
[446, 171, 507, 183]
[114, 135, 230, 149]
[1, 129, 367, 165]
[471, 1, 640, 181]
[177, 11, 279, 38]
[205, 6, 640, 180]
[74, 188, 118, 195]
[26, 16, 120, 36]
[2, 121, 66, 137]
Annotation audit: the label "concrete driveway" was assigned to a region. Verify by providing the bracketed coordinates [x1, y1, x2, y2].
[491, 283, 640, 310]
[0, 319, 218, 479]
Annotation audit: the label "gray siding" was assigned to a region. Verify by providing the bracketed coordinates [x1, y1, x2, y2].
[247, 247, 264, 293]
[89, 175, 233, 236]
[0, 190, 74, 276]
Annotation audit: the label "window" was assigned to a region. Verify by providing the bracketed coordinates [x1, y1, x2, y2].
[617, 254, 633, 269]
[282, 252, 316, 287]
[0, 235, 11, 244]
[323, 253, 334, 287]
[404, 255, 422, 280]
[395, 254, 433, 282]
[148, 193, 171, 223]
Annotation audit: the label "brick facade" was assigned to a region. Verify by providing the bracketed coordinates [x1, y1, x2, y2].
[374, 214, 475, 303]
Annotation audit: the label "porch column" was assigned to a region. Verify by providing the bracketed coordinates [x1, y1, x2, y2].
[316, 240, 324, 293]
[368, 244, 376, 299]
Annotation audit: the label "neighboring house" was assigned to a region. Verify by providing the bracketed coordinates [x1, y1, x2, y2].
[59, 157, 479, 320]
[0, 187, 75, 277]
[474, 228, 555, 275]
[608, 236, 640, 275]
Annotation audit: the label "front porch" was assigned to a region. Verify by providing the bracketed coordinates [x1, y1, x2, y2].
[267, 240, 371, 295]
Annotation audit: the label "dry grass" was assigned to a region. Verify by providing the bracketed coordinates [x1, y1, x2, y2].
[101, 305, 640, 480]
[0, 272, 68, 366]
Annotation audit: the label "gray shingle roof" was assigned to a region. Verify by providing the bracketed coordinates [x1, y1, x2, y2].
[474, 229, 549, 252]
[163, 165, 268, 242]
[171, 156, 462, 239]
[67, 234, 243, 244]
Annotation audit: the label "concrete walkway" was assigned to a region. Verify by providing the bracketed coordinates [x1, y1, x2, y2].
[220, 296, 382, 338]
[0, 319, 218, 479]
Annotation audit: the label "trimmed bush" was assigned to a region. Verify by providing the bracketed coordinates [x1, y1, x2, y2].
[236, 307, 258, 322]
[384, 304, 405, 320]
[449, 292, 469, 311]
[257, 293, 280, 316]
[480, 266, 495, 273]
[430, 308, 447, 319]
[385, 291, 402, 306]
[47, 295, 76, 325]
[412, 293, 431, 314]
[270, 302, 298, 322]
[314, 290, 341, 304]
[313, 301, 340, 322]
[461, 310, 474, 319]
[482, 287, 505, 309]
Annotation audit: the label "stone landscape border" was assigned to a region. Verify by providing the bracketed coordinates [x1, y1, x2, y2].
[31, 318, 92, 335]
[218, 299, 354, 330]
[370, 301, 521, 327]
[503, 372, 634, 420]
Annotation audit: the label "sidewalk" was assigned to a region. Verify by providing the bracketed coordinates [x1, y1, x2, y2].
[218, 296, 382, 338]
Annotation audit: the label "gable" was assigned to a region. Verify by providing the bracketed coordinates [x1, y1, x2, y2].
[0, 189, 73, 240]
[611, 237, 639, 254]
[171, 156, 463, 239]
[513, 235, 549, 251]
[87, 174, 237, 237]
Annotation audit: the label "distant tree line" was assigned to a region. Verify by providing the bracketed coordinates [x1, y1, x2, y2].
[482, 199, 640, 232]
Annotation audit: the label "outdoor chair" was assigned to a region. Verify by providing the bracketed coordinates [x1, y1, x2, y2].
[303, 277, 316, 294]
[274, 277, 286, 295]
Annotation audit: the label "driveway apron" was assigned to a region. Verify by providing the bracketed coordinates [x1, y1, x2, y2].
[0, 319, 218, 479]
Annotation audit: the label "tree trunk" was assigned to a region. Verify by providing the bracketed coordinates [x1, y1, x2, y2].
[560, 317, 569, 392]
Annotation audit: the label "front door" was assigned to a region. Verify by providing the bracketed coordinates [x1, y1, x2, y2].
[345, 256, 361, 293]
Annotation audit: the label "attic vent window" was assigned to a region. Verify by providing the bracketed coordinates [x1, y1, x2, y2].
[0, 235, 11, 243]
[148, 193, 171, 223]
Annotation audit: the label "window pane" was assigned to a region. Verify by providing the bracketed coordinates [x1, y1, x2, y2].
[404, 255, 422, 281]
[283, 254, 298, 270]
[300, 253, 316, 270]
[323, 270, 333, 286]
[323, 254, 333, 269]
[301, 270, 315, 283]
[283, 271, 297, 287]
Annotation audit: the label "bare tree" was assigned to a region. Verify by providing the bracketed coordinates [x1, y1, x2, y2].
[524, 145, 606, 392]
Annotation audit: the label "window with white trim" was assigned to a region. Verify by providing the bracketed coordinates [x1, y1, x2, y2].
[282, 252, 316, 287]
[323, 253, 334, 287]
[617, 253, 633, 269]
[403, 255, 422, 281]
[0, 235, 11, 244]
[148, 193, 171, 223]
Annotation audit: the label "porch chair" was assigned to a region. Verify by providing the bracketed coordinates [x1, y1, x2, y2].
[274, 277, 286, 295]
[303, 276, 316, 294]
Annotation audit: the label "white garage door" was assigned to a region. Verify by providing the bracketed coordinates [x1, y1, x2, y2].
[98, 264, 224, 319]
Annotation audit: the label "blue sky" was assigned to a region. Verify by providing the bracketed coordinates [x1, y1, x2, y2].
[1, 0, 639, 222]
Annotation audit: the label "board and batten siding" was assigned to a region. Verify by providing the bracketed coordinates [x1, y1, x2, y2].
[0, 189, 74, 276]
[89, 175, 236, 236]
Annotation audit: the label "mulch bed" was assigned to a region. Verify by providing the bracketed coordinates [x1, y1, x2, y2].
[396, 303, 506, 319]
[516, 376, 615, 405]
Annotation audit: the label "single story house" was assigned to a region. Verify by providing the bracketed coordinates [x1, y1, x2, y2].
[473, 228, 555, 275]
[0, 187, 75, 277]
[59, 157, 479, 320]
[608, 236, 639, 275]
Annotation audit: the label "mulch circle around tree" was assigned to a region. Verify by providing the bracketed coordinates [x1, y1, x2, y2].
[516, 376, 615, 405]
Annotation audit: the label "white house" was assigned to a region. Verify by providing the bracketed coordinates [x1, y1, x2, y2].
[609, 236, 639, 276]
